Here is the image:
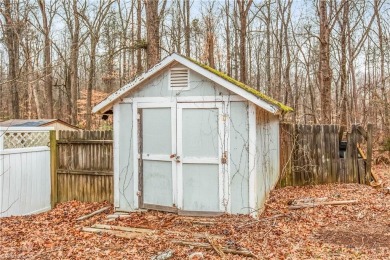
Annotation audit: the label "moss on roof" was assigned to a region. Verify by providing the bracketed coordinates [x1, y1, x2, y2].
[182, 55, 293, 113]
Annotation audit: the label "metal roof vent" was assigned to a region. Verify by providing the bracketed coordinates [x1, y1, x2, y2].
[169, 67, 189, 90]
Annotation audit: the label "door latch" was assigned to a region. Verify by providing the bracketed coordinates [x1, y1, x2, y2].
[170, 154, 180, 162]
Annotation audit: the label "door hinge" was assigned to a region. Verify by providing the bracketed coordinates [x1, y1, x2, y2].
[137, 113, 141, 120]
[221, 151, 228, 164]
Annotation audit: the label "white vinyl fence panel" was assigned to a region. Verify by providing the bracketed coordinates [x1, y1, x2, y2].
[0, 127, 52, 217]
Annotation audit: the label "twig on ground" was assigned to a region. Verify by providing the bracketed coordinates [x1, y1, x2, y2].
[206, 234, 225, 259]
[288, 200, 358, 210]
[172, 240, 258, 258]
[76, 206, 110, 221]
[237, 213, 292, 228]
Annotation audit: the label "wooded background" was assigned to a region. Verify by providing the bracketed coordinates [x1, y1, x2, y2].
[0, 0, 389, 141]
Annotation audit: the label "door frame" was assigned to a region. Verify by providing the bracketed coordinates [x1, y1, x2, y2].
[132, 100, 231, 213]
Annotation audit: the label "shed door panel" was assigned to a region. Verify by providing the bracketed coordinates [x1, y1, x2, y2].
[142, 108, 172, 154]
[140, 107, 175, 209]
[182, 108, 219, 158]
[143, 161, 172, 206]
[182, 164, 219, 211]
[178, 105, 222, 212]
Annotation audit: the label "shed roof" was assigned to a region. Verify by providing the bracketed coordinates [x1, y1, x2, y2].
[182, 55, 293, 113]
[92, 53, 293, 115]
[0, 119, 79, 129]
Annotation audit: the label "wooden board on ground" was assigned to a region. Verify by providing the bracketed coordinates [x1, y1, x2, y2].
[82, 227, 142, 239]
[91, 224, 155, 234]
[88, 224, 223, 239]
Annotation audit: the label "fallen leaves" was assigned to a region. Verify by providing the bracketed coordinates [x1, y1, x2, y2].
[0, 165, 389, 259]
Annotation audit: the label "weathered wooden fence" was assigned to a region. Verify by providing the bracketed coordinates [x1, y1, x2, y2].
[52, 124, 372, 204]
[54, 130, 113, 203]
[279, 123, 372, 187]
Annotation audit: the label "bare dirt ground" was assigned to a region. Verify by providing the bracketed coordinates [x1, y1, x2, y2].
[1, 165, 389, 259]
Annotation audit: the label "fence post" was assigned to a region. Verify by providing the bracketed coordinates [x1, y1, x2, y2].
[351, 125, 358, 183]
[366, 124, 373, 184]
[50, 130, 57, 208]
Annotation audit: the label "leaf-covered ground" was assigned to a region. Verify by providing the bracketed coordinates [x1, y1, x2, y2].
[1, 165, 389, 259]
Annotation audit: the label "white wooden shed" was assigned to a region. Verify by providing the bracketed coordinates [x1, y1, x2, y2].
[93, 53, 292, 217]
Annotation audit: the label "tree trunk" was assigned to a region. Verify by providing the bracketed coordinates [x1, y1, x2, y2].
[205, 15, 215, 68]
[137, 0, 143, 73]
[145, 0, 162, 69]
[65, 65, 72, 122]
[265, 1, 271, 94]
[2, 0, 21, 118]
[374, 0, 389, 135]
[276, 2, 283, 100]
[184, 0, 190, 56]
[225, 1, 231, 76]
[175, 1, 181, 54]
[70, 0, 80, 125]
[318, 0, 332, 124]
[38, 0, 53, 118]
[86, 41, 96, 130]
[237, 0, 253, 84]
[282, 0, 292, 106]
[339, 0, 348, 127]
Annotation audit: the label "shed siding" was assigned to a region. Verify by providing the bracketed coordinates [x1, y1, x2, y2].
[229, 102, 250, 214]
[117, 103, 134, 211]
[255, 107, 280, 211]
[126, 65, 231, 99]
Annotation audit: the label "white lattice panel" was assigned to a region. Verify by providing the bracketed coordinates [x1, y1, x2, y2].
[4, 131, 50, 149]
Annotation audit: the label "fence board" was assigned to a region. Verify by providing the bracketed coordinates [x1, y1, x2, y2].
[278, 123, 371, 188]
[56, 130, 113, 203]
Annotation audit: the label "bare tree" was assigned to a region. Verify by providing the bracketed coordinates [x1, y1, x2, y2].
[201, 1, 217, 68]
[78, 0, 114, 129]
[374, 0, 389, 135]
[137, 0, 143, 73]
[144, 0, 167, 69]
[338, 0, 349, 127]
[37, 0, 54, 118]
[61, 0, 85, 125]
[318, 0, 333, 124]
[184, 0, 190, 57]
[223, 0, 232, 76]
[236, 0, 253, 83]
[0, 0, 26, 118]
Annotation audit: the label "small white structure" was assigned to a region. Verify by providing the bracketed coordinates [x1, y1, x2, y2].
[0, 127, 52, 217]
[0, 119, 79, 139]
[93, 53, 292, 216]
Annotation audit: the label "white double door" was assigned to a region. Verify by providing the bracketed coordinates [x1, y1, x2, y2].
[138, 102, 227, 213]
